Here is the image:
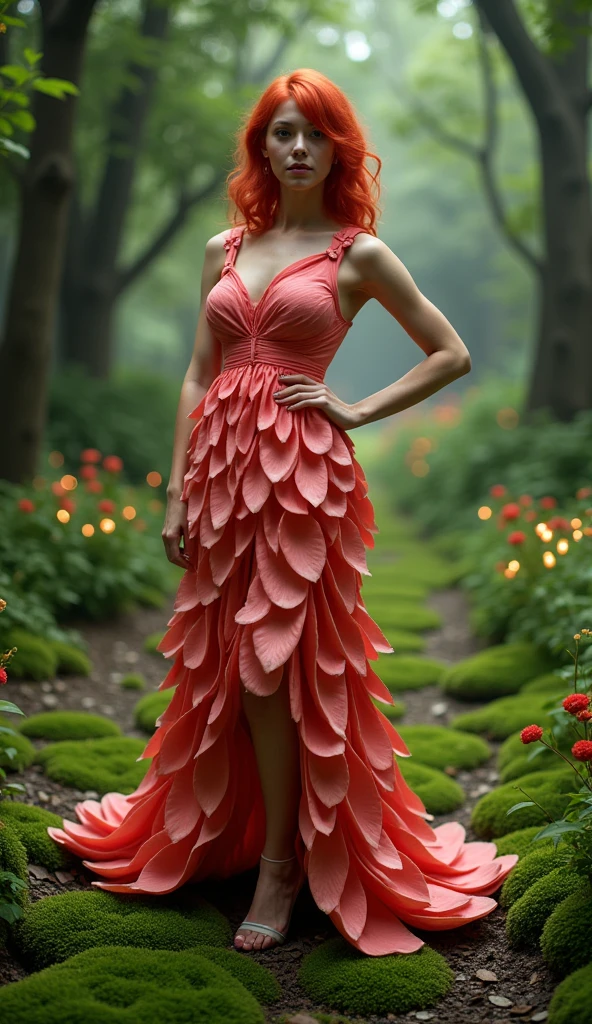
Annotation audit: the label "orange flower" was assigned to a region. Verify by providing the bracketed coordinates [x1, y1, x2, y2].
[80, 448, 102, 463]
[103, 455, 123, 473]
[17, 498, 35, 513]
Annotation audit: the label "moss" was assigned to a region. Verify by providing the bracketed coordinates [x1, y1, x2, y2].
[0, 801, 73, 872]
[440, 642, 554, 702]
[11, 888, 232, 970]
[134, 690, 174, 733]
[386, 550, 461, 589]
[375, 630, 426, 653]
[19, 711, 121, 742]
[451, 690, 563, 741]
[143, 631, 166, 655]
[471, 770, 575, 839]
[396, 725, 491, 771]
[375, 654, 446, 692]
[0, 719, 36, 772]
[398, 761, 465, 814]
[519, 672, 570, 695]
[367, 602, 442, 634]
[0, 945, 266, 1023]
[0, 821, 29, 947]
[373, 698, 406, 721]
[120, 672, 147, 690]
[497, 728, 573, 783]
[188, 944, 281, 1004]
[505, 868, 585, 949]
[499, 847, 565, 908]
[48, 640, 92, 676]
[298, 935, 454, 1015]
[363, 581, 428, 602]
[547, 960, 592, 1023]
[4, 630, 58, 680]
[540, 886, 592, 977]
[34, 736, 149, 795]
[493, 825, 556, 860]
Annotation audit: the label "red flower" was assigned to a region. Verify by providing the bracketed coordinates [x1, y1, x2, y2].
[521, 724, 543, 744]
[508, 530, 526, 545]
[51, 481, 65, 497]
[576, 709, 592, 722]
[17, 498, 35, 513]
[519, 495, 533, 507]
[85, 480, 103, 494]
[576, 487, 592, 500]
[80, 464, 98, 480]
[60, 498, 76, 514]
[490, 484, 506, 498]
[562, 693, 590, 715]
[80, 448, 102, 463]
[103, 455, 123, 473]
[501, 502, 521, 521]
[547, 516, 570, 531]
[524, 510, 537, 522]
[540, 496, 557, 510]
[0, 667, 7, 685]
[571, 739, 592, 762]
[98, 499, 115, 514]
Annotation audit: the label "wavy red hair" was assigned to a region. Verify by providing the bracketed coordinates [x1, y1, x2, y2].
[223, 68, 382, 236]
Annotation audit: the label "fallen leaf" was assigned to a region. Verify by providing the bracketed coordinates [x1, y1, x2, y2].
[489, 995, 513, 1008]
[510, 1006, 533, 1016]
[529, 972, 539, 984]
[531, 1013, 548, 1022]
[475, 969, 498, 982]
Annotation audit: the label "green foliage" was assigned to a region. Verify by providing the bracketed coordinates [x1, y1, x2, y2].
[398, 760, 465, 814]
[366, 600, 443, 633]
[0, 801, 72, 872]
[18, 711, 121, 742]
[497, 727, 573, 783]
[396, 724, 491, 771]
[120, 672, 147, 690]
[0, 820, 29, 947]
[0, 719, 35, 772]
[0, 945, 266, 1023]
[493, 825, 556, 860]
[520, 672, 569, 695]
[376, 654, 446, 691]
[505, 868, 585, 948]
[374, 630, 426, 653]
[47, 640, 92, 676]
[144, 630, 166, 655]
[547, 961, 592, 1024]
[35, 737, 150, 795]
[499, 846, 565, 909]
[540, 885, 592, 976]
[441, 641, 555, 702]
[298, 936, 454, 1015]
[11, 889, 231, 970]
[451, 689, 564, 740]
[471, 770, 576, 838]
[134, 689, 173, 733]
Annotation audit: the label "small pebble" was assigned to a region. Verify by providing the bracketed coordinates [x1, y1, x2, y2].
[54, 870, 75, 884]
[431, 701, 448, 716]
[125, 651, 139, 664]
[475, 968, 498, 982]
[41, 694, 58, 708]
[488, 994, 512, 1007]
[454, 973, 466, 981]
[81, 696, 96, 709]
[84, 790, 99, 799]
[109, 672, 123, 684]
[40, 681, 53, 693]
[37, 791, 50, 802]
[54, 680, 67, 693]
[531, 1013, 548, 1022]
[415, 1012, 434, 1021]
[101, 706, 115, 716]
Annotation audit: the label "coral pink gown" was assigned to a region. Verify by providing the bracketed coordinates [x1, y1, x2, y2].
[48, 224, 517, 956]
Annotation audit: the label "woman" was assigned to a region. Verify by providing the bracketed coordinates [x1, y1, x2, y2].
[48, 68, 517, 957]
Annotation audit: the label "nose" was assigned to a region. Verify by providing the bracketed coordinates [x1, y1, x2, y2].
[292, 132, 308, 156]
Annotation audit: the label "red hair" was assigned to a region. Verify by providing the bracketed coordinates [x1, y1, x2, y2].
[223, 68, 382, 236]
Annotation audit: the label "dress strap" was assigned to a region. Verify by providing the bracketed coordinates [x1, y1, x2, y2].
[325, 225, 366, 263]
[221, 225, 245, 275]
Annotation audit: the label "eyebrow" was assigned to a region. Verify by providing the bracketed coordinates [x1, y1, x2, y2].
[271, 119, 316, 127]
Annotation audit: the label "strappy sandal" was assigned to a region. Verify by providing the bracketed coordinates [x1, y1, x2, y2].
[235, 853, 305, 949]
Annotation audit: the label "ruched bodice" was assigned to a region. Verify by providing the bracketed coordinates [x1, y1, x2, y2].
[206, 224, 365, 380]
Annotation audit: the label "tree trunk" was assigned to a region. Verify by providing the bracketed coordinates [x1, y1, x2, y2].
[477, 0, 592, 422]
[60, 0, 170, 378]
[0, 0, 99, 483]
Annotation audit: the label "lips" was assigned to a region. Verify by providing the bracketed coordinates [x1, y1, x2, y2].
[288, 164, 311, 170]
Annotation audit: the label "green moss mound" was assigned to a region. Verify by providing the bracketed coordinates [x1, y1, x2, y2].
[519, 672, 569, 695]
[378, 630, 426, 653]
[441, 642, 554, 702]
[4, 630, 58, 680]
[547, 960, 592, 1023]
[0, 821, 29, 947]
[0, 719, 36, 772]
[368, 602, 442, 634]
[471, 770, 575, 838]
[120, 672, 147, 690]
[48, 640, 92, 676]
[188, 944, 281, 1004]
[540, 886, 592, 977]
[0, 944, 265, 1023]
[497, 728, 573, 783]
[11, 888, 232, 970]
[386, 550, 461, 589]
[451, 690, 563, 741]
[34, 736, 149, 795]
[299, 935, 454, 1015]
[398, 761, 465, 814]
[134, 689, 174, 733]
[373, 698, 406, 721]
[376, 655, 446, 692]
[493, 825, 556, 859]
[499, 847, 565, 908]
[19, 711, 121, 741]
[506, 868, 585, 949]
[363, 581, 428, 602]
[143, 631, 166, 655]
[0, 801, 72, 872]
[397, 725, 490, 771]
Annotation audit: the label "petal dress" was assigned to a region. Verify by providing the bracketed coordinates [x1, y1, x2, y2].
[47, 223, 517, 955]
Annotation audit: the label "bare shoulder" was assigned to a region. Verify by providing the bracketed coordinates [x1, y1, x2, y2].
[346, 231, 417, 300]
[201, 229, 233, 291]
[348, 232, 399, 274]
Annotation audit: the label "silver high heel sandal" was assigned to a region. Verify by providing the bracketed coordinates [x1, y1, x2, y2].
[235, 853, 304, 948]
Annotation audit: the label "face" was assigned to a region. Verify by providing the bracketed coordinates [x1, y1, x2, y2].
[261, 96, 336, 189]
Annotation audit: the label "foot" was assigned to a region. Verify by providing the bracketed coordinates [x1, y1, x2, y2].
[234, 855, 303, 952]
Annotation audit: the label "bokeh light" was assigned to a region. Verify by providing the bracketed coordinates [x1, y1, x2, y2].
[81, 524, 95, 537]
[56, 509, 70, 523]
[60, 474, 77, 491]
[478, 506, 492, 520]
[543, 551, 556, 568]
[122, 506, 137, 520]
[48, 451, 64, 468]
[99, 518, 116, 534]
[146, 471, 162, 487]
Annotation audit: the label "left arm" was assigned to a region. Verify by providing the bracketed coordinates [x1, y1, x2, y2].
[273, 233, 471, 429]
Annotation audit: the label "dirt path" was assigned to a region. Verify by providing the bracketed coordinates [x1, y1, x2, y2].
[0, 588, 555, 1023]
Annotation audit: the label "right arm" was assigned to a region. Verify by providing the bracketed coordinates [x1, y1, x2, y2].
[161, 230, 228, 568]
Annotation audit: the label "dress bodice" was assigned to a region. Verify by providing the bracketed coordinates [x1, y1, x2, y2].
[205, 223, 366, 381]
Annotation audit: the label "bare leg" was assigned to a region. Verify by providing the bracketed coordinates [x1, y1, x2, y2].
[234, 674, 303, 951]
